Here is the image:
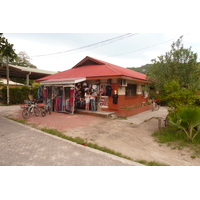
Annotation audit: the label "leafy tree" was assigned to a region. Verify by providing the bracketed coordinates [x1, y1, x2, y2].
[162, 80, 199, 108]
[12, 51, 37, 68]
[147, 36, 200, 107]
[0, 33, 17, 63]
[127, 64, 152, 74]
[0, 33, 17, 105]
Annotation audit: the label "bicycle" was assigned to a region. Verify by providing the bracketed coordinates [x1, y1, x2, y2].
[38, 100, 51, 115]
[44, 100, 51, 114]
[21, 100, 40, 119]
[152, 100, 160, 111]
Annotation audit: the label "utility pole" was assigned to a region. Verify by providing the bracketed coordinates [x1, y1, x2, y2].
[6, 56, 10, 105]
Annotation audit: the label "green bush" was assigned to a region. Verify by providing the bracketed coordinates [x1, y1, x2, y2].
[1, 86, 32, 104]
[32, 86, 39, 99]
[10, 87, 23, 104]
[1, 87, 7, 103]
[21, 86, 30, 100]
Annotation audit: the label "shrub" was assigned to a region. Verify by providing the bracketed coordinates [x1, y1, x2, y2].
[1, 86, 31, 104]
[10, 87, 23, 104]
[21, 86, 30, 100]
[169, 106, 200, 142]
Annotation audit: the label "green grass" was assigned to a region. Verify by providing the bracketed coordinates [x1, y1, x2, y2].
[6, 117, 27, 125]
[152, 126, 200, 158]
[135, 159, 169, 166]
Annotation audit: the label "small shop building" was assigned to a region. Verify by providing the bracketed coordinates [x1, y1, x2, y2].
[36, 56, 151, 117]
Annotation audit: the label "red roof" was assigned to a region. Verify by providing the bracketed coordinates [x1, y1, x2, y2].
[37, 56, 147, 82]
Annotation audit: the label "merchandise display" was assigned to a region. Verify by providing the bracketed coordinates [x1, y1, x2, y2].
[38, 79, 115, 114]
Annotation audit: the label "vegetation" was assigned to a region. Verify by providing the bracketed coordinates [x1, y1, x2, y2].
[127, 64, 151, 74]
[152, 124, 200, 159]
[1, 34, 36, 68]
[135, 159, 169, 166]
[147, 36, 200, 107]
[1, 85, 39, 104]
[145, 36, 200, 157]
[168, 106, 200, 142]
[12, 51, 37, 68]
[0, 33, 17, 65]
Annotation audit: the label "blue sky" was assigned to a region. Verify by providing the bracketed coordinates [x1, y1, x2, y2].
[3, 33, 200, 72]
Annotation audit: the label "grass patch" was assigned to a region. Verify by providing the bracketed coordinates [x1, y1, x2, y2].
[152, 126, 200, 158]
[6, 116, 27, 125]
[135, 159, 169, 166]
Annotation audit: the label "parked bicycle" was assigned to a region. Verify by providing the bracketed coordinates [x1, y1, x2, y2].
[38, 100, 51, 115]
[44, 100, 51, 115]
[21, 100, 46, 119]
[152, 99, 160, 111]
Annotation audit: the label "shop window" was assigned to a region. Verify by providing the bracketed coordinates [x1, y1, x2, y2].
[125, 84, 137, 97]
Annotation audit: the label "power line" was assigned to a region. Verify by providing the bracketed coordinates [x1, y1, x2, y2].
[108, 33, 191, 57]
[31, 33, 138, 58]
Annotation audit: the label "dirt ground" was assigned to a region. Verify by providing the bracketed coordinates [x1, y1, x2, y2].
[12, 109, 200, 166]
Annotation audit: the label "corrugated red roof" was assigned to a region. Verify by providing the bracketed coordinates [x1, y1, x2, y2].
[37, 56, 147, 82]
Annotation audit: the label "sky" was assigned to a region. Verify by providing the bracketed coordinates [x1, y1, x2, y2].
[3, 33, 200, 72]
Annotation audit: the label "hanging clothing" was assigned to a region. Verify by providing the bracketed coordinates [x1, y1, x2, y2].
[66, 99, 71, 111]
[70, 88, 75, 103]
[56, 96, 62, 111]
[43, 88, 47, 98]
[37, 87, 42, 99]
[106, 85, 113, 96]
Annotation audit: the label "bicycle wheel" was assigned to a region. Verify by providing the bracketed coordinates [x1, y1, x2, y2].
[22, 108, 30, 119]
[48, 106, 51, 114]
[154, 103, 160, 111]
[41, 108, 46, 117]
[34, 107, 40, 117]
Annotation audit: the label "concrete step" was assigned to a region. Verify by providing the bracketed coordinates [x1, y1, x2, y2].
[75, 109, 116, 118]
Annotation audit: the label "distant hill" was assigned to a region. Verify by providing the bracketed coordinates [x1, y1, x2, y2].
[127, 64, 152, 74]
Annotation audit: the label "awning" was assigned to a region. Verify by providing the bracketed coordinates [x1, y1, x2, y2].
[40, 77, 86, 85]
[0, 65, 56, 79]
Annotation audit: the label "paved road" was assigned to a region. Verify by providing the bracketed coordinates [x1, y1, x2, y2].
[0, 114, 142, 166]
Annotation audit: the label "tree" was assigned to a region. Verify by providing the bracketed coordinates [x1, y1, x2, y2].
[0, 33, 17, 105]
[127, 64, 152, 74]
[147, 36, 200, 107]
[12, 51, 37, 68]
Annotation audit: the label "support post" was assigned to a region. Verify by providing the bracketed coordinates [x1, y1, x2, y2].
[158, 118, 162, 134]
[26, 72, 31, 86]
[6, 57, 9, 105]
